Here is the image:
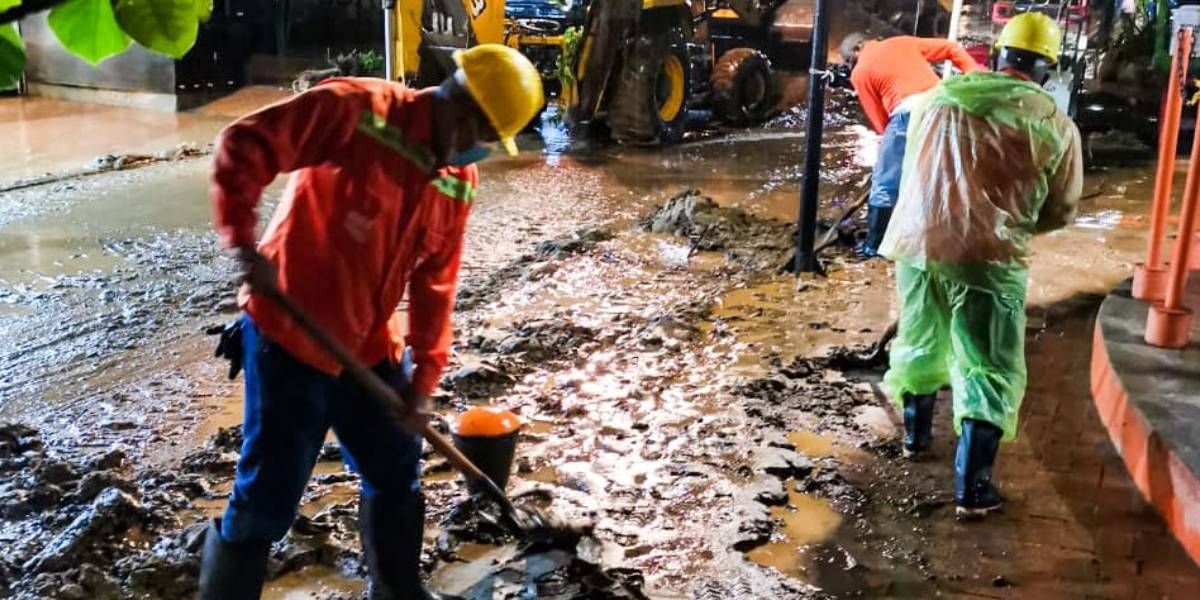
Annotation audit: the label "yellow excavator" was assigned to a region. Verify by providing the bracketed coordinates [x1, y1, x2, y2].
[384, 0, 814, 145]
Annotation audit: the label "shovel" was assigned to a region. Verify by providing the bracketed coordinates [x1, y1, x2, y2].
[258, 285, 556, 538]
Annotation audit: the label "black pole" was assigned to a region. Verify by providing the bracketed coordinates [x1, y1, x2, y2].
[793, 0, 830, 274]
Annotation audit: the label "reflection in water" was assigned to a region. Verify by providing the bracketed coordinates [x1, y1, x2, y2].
[745, 487, 842, 579]
[261, 565, 364, 600]
[427, 543, 520, 596]
[787, 430, 836, 457]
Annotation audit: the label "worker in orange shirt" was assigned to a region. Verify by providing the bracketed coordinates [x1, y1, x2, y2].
[839, 33, 984, 258]
[198, 45, 543, 599]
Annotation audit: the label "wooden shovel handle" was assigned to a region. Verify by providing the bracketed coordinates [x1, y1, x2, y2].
[259, 286, 515, 510]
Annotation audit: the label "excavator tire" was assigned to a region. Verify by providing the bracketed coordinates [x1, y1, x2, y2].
[711, 48, 775, 125]
[607, 31, 690, 146]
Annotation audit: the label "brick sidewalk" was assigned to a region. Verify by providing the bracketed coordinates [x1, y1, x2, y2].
[904, 300, 1200, 598]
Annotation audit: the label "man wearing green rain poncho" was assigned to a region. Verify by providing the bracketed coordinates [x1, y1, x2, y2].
[879, 12, 1084, 519]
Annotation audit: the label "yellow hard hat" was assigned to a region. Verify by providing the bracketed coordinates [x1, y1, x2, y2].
[996, 12, 1063, 64]
[453, 44, 544, 156]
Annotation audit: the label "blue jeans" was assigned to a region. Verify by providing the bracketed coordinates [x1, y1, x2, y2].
[220, 315, 423, 543]
[869, 109, 911, 209]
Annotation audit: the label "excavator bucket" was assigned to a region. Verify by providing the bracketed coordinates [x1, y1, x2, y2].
[567, 0, 642, 125]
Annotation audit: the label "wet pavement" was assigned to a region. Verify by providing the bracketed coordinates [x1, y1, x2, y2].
[1, 81, 1199, 598]
[0, 87, 289, 189]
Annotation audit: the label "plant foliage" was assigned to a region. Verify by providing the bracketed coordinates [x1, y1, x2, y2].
[1, 0, 209, 86]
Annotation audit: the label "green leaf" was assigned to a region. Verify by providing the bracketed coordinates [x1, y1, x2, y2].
[193, 0, 211, 22]
[0, 0, 21, 13]
[49, 0, 133, 65]
[0, 24, 23, 90]
[114, 0, 199, 59]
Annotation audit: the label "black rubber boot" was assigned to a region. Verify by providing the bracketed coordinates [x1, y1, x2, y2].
[198, 519, 270, 600]
[360, 491, 461, 600]
[856, 206, 894, 259]
[954, 418, 1005, 519]
[902, 393, 936, 459]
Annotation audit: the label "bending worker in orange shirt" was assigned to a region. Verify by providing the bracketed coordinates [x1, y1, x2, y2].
[839, 32, 983, 258]
[199, 45, 543, 599]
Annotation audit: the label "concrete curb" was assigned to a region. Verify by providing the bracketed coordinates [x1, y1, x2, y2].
[1090, 279, 1200, 568]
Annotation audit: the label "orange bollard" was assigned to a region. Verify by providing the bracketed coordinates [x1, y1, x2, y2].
[1146, 101, 1200, 348]
[1135, 28, 1193, 299]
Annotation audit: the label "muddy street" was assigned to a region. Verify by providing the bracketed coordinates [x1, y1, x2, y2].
[3, 81, 1200, 599]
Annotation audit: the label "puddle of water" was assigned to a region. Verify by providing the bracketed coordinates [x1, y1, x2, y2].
[456, 541, 503, 561]
[787, 430, 836, 457]
[0, 232, 120, 285]
[261, 565, 364, 600]
[702, 273, 893, 377]
[311, 461, 346, 477]
[192, 395, 242, 442]
[523, 465, 560, 484]
[745, 488, 842, 580]
[524, 419, 557, 436]
[427, 543, 519, 596]
[423, 468, 459, 483]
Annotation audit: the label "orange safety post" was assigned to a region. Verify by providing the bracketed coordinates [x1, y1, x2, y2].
[1147, 91, 1200, 348]
[1135, 27, 1193, 300]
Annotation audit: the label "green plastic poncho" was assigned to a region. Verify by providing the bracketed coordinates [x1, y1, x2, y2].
[879, 71, 1083, 440]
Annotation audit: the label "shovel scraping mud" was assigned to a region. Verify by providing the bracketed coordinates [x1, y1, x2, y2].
[260, 285, 585, 544]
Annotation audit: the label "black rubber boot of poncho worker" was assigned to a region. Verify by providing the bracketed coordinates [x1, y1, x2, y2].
[954, 418, 1005, 519]
[902, 393, 936, 458]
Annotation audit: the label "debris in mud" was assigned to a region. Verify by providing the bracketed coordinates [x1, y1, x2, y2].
[535, 229, 615, 260]
[642, 190, 791, 256]
[0, 423, 43, 458]
[0, 143, 214, 194]
[0, 424, 217, 598]
[180, 424, 246, 474]
[458, 546, 650, 600]
[269, 503, 365, 580]
[491, 319, 598, 362]
[88, 144, 210, 173]
[447, 361, 519, 400]
[181, 448, 238, 475]
[733, 502, 774, 551]
[455, 228, 615, 311]
[92, 447, 128, 471]
[751, 477, 788, 506]
[209, 425, 243, 453]
[754, 446, 814, 480]
[738, 356, 879, 435]
[25, 488, 145, 573]
[794, 470, 866, 512]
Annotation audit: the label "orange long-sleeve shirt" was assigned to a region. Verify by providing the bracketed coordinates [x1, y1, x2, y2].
[850, 36, 984, 133]
[211, 78, 477, 396]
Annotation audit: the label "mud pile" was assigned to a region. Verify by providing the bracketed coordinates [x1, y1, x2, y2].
[0, 423, 205, 599]
[641, 190, 794, 275]
[0, 143, 212, 194]
[0, 423, 380, 599]
[456, 228, 615, 311]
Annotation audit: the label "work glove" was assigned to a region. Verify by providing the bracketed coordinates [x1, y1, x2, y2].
[206, 319, 245, 380]
[828, 64, 853, 90]
[232, 246, 278, 294]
